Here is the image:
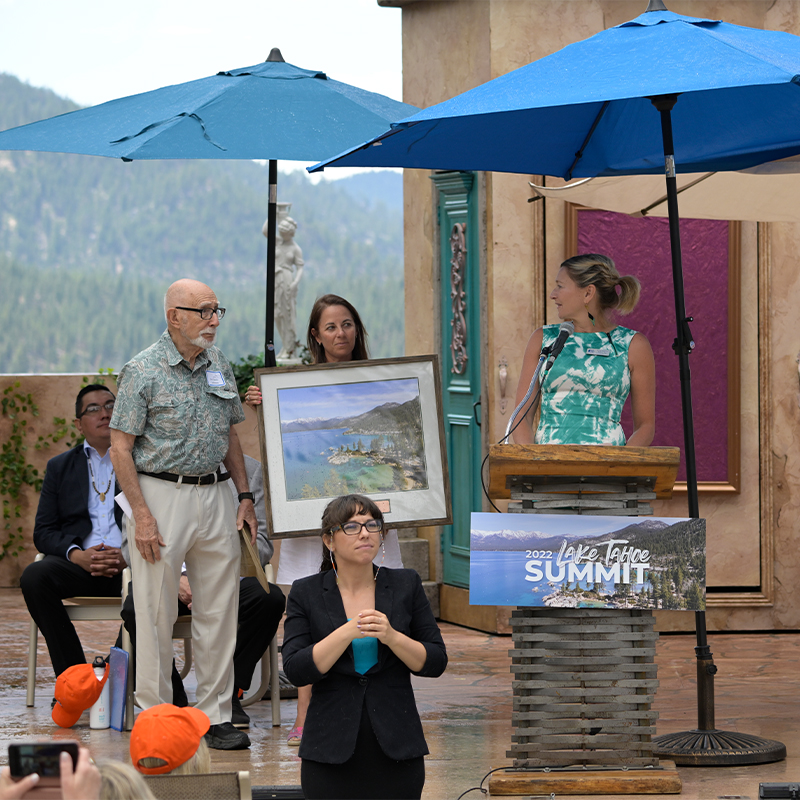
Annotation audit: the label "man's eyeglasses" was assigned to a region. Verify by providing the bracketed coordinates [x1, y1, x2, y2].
[175, 306, 226, 321]
[333, 519, 384, 536]
[79, 401, 115, 418]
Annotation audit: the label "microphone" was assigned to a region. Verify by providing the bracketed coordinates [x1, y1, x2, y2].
[545, 321, 575, 371]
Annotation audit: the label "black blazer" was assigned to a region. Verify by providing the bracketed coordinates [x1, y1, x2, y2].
[33, 444, 118, 558]
[282, 567, 447, 764]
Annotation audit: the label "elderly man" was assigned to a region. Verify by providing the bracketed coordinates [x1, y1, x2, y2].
[21, 384, 124, 681]
[110, 279, 256, 750]
[120, 454, 286, 730]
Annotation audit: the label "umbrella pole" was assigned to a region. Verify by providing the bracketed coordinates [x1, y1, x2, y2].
[264, 159, 278, 368]
[649, 96, 784, 766]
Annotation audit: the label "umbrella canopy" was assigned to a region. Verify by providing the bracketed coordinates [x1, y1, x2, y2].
[0, 52, 416, 366]
[529, 157, 800, 222]
[0, 58, 416, 162]
[312, 9, 800, 177]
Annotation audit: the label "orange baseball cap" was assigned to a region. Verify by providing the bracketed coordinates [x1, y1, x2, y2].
[130, 704, 210, 775]
[52, 662, 109, 728]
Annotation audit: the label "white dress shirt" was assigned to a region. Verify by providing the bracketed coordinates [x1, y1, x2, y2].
[65, 442, 122, 559]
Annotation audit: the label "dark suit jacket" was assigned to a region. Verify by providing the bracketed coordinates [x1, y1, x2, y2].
[33, 444, 118, 558]
[282, 567, 447, 764]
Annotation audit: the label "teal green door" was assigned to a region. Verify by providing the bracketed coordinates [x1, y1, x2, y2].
[433, 172, 482, 589]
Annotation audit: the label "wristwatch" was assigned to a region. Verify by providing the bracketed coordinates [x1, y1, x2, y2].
[238, 492, 255, 503]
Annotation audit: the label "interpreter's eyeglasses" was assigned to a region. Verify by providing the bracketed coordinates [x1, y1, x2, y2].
[175, 306, 226, 321]
[79, 401, 115, 418]
[333, 519, 383, 536]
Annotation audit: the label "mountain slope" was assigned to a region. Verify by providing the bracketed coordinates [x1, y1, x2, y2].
[0, 74, 405, 371]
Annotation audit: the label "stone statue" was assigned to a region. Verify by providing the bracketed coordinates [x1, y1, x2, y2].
[264, 208, 304, 361]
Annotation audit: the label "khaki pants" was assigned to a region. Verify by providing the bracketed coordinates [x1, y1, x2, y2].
[129, 475, 240, 725]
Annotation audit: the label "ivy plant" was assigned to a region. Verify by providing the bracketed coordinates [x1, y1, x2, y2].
[0, 371, 117, 561]
[230, 348, 312, 399]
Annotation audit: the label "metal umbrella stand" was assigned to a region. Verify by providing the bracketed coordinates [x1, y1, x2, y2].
[647, 93, 782, 765]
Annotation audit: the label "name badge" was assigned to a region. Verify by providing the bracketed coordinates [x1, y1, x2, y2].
[206, 370, 226, 387]
[587, 346, 612, 357]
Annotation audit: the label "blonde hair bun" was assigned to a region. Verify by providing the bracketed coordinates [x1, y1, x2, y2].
[561, 253, 640, 315]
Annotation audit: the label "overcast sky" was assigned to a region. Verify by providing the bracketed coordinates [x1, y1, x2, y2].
[0, 0, 403, 177]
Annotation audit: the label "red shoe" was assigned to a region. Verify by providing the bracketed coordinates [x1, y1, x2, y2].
[287, 725, 303, 746]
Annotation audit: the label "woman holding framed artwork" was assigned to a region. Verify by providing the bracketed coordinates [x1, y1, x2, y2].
[245, 294, 404, 745]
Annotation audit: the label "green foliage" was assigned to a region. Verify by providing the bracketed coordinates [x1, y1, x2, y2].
[0, 75, 405, 374]
[1, 383, 41, 560]
[1, 383, 41, 484]
[230, 353, 266, 399]
[0, 379, 85, 560]
[230, 346, 315, 399]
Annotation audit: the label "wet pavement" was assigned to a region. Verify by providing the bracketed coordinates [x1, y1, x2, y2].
[1, 586, 798, 798]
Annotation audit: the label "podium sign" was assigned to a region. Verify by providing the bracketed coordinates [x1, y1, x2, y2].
[470, 512, 706, 611]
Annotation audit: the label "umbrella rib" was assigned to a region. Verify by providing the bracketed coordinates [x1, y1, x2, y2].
[110, 112, 227, 152]
[640, 171, 716, 215]
[528, 177, 593, 194]
[566, 101, 609, 180]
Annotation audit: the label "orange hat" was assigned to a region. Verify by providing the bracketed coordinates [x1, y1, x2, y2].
[130, 704, 210, 775]
[52, 662, 109, 728]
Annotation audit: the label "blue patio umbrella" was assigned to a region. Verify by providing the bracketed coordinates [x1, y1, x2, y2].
[0, 49, 417, 364]
[313, 0, 797, 765]
[313, 9, 800, 178]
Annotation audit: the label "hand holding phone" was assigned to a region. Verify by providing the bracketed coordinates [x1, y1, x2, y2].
[0, 767, 40, 800]
[60, 749, 100, 800]
[5, 742, 79, 800]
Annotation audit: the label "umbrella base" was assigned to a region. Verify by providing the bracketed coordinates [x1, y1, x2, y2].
[652, 729, 786, 766]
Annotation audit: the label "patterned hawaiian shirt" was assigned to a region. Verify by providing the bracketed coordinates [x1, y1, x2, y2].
[110, 330, 245, 475]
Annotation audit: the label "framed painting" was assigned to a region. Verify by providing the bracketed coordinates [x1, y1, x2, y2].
[255, 355, 452, 538]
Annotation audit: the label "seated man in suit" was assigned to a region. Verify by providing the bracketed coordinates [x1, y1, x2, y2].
[20, 384, 124, 682]
[120, 454, 285, 730]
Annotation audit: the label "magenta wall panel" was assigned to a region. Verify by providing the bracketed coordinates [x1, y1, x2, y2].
[576, 209, 729, 482]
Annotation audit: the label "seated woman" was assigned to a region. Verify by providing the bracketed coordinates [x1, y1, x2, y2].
[282, 494, 447, 800]
[513, 253, 655, 447]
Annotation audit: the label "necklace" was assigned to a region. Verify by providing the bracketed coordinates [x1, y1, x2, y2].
[87, 456, 113, 503]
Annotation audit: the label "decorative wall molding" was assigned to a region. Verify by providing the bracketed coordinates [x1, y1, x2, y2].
[449, 222, 468, 375]
[708, 222, 774, 607]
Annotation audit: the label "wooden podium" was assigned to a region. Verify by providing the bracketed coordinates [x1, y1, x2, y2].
[486, 444, 683, 797]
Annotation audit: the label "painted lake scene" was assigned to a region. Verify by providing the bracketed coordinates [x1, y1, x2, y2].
[277, 378, 429, 501]
[470, 513, 706, 610]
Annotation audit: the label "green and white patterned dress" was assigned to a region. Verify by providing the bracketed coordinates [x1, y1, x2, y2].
[534, 324, 637, 446]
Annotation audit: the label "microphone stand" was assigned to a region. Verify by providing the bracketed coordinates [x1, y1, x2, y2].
[503, 350, 549, 443]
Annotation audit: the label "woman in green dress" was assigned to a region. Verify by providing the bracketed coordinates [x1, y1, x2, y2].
[513, 254, 655, 447]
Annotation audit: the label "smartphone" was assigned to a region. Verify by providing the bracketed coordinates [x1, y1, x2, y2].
[8, 741, 79, 778]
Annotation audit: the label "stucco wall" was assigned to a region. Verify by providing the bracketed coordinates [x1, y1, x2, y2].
[396, 0, 800, 631]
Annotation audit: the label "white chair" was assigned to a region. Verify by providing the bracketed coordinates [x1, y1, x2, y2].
[26, 553, 124, 706]
[121, 564, 280, 729]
